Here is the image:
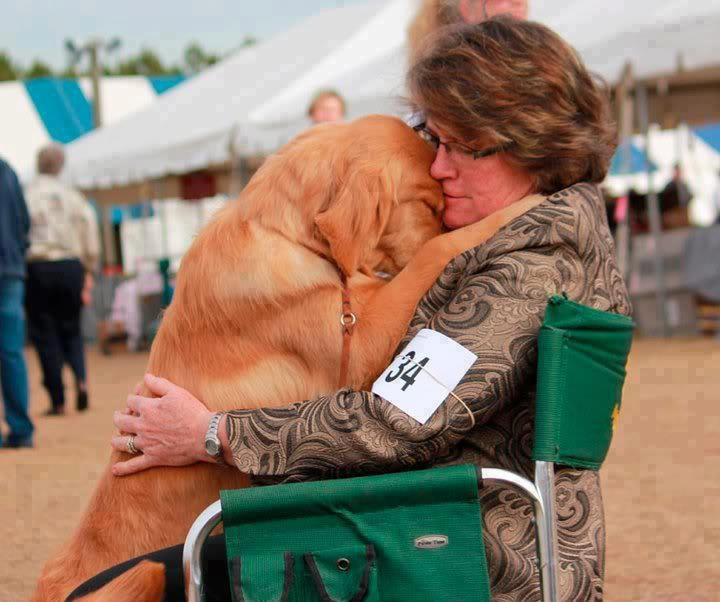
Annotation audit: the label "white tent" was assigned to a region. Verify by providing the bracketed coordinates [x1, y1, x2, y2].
[532, 0, 720, 79]
[0, 75, 184, 180]
[64, 0, 720, 190]
[64, 0, 415, 189]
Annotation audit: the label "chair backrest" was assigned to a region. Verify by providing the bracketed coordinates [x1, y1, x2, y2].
[532, 295, 635, 470]
[220, 464, 490, 602]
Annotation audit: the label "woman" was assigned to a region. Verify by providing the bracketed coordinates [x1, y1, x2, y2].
[80, 18, 629, 601]
[408, 0, 529, 61]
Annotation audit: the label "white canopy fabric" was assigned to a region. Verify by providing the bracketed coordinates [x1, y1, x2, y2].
[532, 0, 720, 79]
[64, 0, 415, 188]
[0, 75, 183, 180]
[64, 0, 720, 189]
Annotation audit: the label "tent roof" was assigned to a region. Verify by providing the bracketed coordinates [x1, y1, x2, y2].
[64, 0, 411, 188]
[695, 123, 720, 153]
[65, 0, 720, 189]
[0, 75, 184, 180]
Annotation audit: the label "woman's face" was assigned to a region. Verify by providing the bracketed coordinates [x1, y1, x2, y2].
[311, 96, 345, 124]
[458, 0, 529, 23]
[426, 118, 534, 230]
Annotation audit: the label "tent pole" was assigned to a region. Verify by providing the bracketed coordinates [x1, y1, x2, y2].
[636, 83, 669, 337]
[155, 179, 170, 266]
[227, 125, 244, 197]
[100, 202, 115, 269]
[615, 62, 634, 280]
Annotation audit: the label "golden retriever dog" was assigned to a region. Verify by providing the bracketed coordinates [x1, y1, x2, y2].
[33, 115, 518, 600]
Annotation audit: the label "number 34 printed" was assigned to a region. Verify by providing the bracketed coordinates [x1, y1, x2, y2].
[384, 351, 430, 391]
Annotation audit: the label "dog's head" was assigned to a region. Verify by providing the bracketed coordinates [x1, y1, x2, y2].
[246, 115, 444, 277]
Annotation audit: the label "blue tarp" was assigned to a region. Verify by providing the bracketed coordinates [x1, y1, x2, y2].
[610, 140, 657, 175]
[24, 76, 186, 146]
[110, 202, 155, 224]
[693, 123, 720, 153]
[149, 75, 186, 94]
[24, 78, 93, 143]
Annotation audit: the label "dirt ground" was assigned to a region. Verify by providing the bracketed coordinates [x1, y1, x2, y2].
[1, 338, 718, 600]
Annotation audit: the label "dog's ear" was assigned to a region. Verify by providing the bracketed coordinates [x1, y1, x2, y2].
[314, 164, 394, 277]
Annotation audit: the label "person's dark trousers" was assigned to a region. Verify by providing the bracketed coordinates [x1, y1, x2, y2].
[67, 536, 231, 601]
[25, 259, 86, 412]
[0, 276, 34, 447]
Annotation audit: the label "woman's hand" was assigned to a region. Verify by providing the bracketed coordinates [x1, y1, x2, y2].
[81, 272, 94, 306]
[111, 374, 213, 476]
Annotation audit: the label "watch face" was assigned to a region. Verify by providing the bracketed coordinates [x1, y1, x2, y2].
[205, 438, 220, 456]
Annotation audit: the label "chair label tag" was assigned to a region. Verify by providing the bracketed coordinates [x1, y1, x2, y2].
[372, 329, 476, 424]
[414, 535, 449, 549]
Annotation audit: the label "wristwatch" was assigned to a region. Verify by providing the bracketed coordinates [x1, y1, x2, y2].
[204, 412, 224, 461]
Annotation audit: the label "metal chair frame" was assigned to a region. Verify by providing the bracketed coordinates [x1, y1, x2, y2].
[183, 461, 560, 602]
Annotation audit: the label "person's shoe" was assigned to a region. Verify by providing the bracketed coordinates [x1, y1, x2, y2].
[77, 391, 89, 412]
[44, 406, 65, 416]
[4, 437, 34, 449]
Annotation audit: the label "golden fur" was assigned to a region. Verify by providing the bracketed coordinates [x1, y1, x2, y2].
[34, 115, 542, 601]
[32, 115, 449, 600]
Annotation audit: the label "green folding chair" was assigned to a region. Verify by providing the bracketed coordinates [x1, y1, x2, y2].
[183, 295, 634, 601]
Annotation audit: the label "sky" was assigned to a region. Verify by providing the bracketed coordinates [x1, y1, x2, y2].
[2, 1, 369, 71]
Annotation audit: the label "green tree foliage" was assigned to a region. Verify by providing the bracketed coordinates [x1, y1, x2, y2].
[240, 35, 258, 48]
[183, 42, 220, 74]
[115, 48, 173, 76]
[0, 38, 252, 81]
[25, 59, 54, 79]
[0, 51, 20, 81]
[60, 65, 79, 79]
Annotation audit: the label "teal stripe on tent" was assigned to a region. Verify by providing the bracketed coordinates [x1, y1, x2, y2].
[610, 141, 657, 176]
[694, 123, 720, 153]
[24, 78, 93, 143]
[149, 75, 186, 95]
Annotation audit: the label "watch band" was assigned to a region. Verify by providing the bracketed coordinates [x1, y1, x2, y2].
[207, 412, 222, 440]
[205, 412, 224, 459]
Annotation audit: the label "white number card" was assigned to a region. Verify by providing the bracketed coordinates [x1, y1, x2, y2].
[372, 329, 477, 424]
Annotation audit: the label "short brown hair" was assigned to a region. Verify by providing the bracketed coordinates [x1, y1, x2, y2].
[307, 89, 346, 118]
[37, 143, 65, 175]
[407, 17, 617, 194]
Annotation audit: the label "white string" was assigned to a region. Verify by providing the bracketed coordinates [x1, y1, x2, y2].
[393, 355, 476, 429]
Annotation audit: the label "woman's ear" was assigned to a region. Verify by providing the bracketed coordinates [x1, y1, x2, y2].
[314, 166, 393, 277]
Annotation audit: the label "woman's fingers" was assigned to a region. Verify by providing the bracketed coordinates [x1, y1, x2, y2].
[112, 453, 155, 476]
[111, 435, 142, 454]
[126, 394, 153, 414]
[143, 373, 175, 397]
[113, 411, 142, 433]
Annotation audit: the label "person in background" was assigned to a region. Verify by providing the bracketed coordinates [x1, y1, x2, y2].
[408, 0, 529, 61]
[658, 163, 692, 229]
[307, 89, 346, 124]
[0, 156, 34, 449]
[24, 144, 100, 415]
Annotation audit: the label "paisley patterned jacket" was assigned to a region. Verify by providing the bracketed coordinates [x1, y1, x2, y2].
[226, 182, 631, 601]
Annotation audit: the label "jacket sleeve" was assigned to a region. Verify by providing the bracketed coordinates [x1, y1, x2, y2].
[11, 168, 30, 247]
[76, 198, 101, 272]
[226, 243, 579, 482]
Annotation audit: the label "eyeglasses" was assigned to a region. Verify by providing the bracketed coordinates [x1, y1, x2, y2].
[413, 122, 511, 160]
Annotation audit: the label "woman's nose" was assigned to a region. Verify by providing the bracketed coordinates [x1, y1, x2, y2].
[430, 145, 456, 181]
